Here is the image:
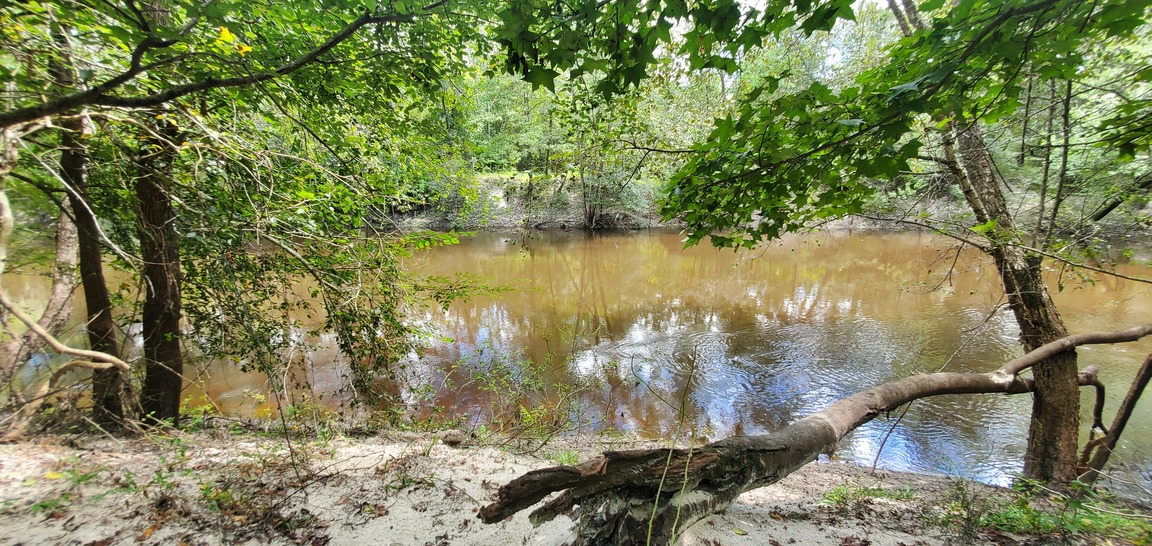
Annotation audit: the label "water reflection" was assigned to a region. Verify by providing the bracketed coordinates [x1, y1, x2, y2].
[408, 230, 1152, 489]
[4, 230, 1150, 493]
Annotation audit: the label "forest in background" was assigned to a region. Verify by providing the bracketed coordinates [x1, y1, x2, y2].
[0, 0, 1151, 506]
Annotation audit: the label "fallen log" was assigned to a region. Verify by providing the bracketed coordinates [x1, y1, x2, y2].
[480, 324, 1152, 546]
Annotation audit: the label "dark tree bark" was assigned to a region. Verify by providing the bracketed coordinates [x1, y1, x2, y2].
[1089, 175, 1152, 222]
[482, 325, 1152, 546]
[63, 122, 127, 426]
[50, 26, 128, 427]
[1043, 79, 1073, 249]
[885, 0, 913, 37]
[1034, 80, 1056, 243]
[135, 117, 184, 424]
[1081, 352, 1152, 484]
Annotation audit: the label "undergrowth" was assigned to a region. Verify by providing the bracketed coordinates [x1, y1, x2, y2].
[935, 479, 1152, 545]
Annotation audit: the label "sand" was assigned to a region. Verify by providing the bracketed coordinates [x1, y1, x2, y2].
[0, 430, 1115, 545]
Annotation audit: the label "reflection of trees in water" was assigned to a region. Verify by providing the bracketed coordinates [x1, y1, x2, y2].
[390, 231, 1152, 481]
[426, 232, 1029, 433]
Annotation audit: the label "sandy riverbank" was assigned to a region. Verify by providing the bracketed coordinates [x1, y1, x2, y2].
[0, 430, 1144, 545]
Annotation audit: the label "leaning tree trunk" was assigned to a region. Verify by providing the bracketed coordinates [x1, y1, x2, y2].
[0, 202, 78, 372]
[1080, 352, 1152, 485]
[955, 123, 1079, 483]
[135, 116, 184, 424]
[481, 325, 1152, 546]
[887, 0, 1080, 484]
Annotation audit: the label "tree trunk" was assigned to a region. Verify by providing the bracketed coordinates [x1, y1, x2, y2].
[1088, 175, 1152, 222]
[1043, 79, 1073, 249]
[890, 0, 1082, 483]
[1080, 352, 1152, 484]
[62, 120, 127, 426]
[135, 118, 184, 424]
[954, 123, 1079, 482]
[48, 22, 127, 426]
[885, 0, 913, 37]
[482, 325, 1152, 546]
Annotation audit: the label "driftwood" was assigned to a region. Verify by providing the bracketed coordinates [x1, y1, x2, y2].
[480, 324, 1152, 546]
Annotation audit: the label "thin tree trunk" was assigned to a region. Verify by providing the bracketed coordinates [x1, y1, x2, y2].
[135, 116, 184, 424]
[1044, 79, 1073, 249]
[900, 0, 925, 29]
[1034, 80, 1056, 245]
[50, 25, 127, 426]
[1018, 78, 1033, 166]
[886, 0, 913, 37]
[63, 120, 127, 426]
[942, 126, 988, 223]
[1088, 175, 1152, 222]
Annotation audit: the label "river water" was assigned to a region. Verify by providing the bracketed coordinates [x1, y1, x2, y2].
[6, 229, 1152, 492]
[399, 230, 1152, 490]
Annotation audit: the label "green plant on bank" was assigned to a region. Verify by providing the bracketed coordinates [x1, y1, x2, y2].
[29, 493, 72, 514]
[180, 396, 219, 432]
[551, 449, 582, 466]
[465, 347, 596, 449]
[935, 479, 1152, 544]
[282, 395, 333, 429]
[199, 481, 246, 512]
[27, 457, 106, 513]
[820, 483, 919, 512]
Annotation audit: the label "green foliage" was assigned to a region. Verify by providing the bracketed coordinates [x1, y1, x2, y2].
[494, 0, 856, 99]
[936, 479, 1152, 543]
[822, 483, 917, 506]
[659, 0, 1152, 248]
[551, 449, 582, 466]
[460, 346, 594, 446]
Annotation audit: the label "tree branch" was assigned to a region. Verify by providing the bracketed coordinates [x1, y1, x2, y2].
[0, 0, 451, 128]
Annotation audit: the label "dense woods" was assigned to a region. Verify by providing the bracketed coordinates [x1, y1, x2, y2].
[1, 0, 1151, 541]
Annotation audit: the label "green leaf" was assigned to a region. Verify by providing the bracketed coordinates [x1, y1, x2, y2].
[887, 78, 924, 101]
[0, 53, 19, 77]
[919, 0, 945, 12]
[524, 67, 559, 91]
[970, 219, 998, 234]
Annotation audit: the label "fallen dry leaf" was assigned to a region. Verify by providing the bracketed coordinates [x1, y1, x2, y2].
[136, 523, 160, 541]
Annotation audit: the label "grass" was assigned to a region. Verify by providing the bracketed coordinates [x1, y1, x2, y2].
[820, 483, 918, 512]
[934, 479, 1152, 544]
[550, 449, 582, 466]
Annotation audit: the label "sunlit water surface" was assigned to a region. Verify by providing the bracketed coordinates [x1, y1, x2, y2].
[397, 230, 1152, 493]
[7, 230, 1150, 495]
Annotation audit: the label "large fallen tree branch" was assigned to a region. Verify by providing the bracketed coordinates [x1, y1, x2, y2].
[480, 324, 1152, 546]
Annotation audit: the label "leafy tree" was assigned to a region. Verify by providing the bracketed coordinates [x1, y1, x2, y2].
[0, 0, 496, 424]
[493, 0, 1151, 484]
[657, 0, 1151, 482]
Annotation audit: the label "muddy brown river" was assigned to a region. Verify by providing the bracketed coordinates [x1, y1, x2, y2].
[7, 230, 1152, 494]
[399, 230, 1152, 493]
